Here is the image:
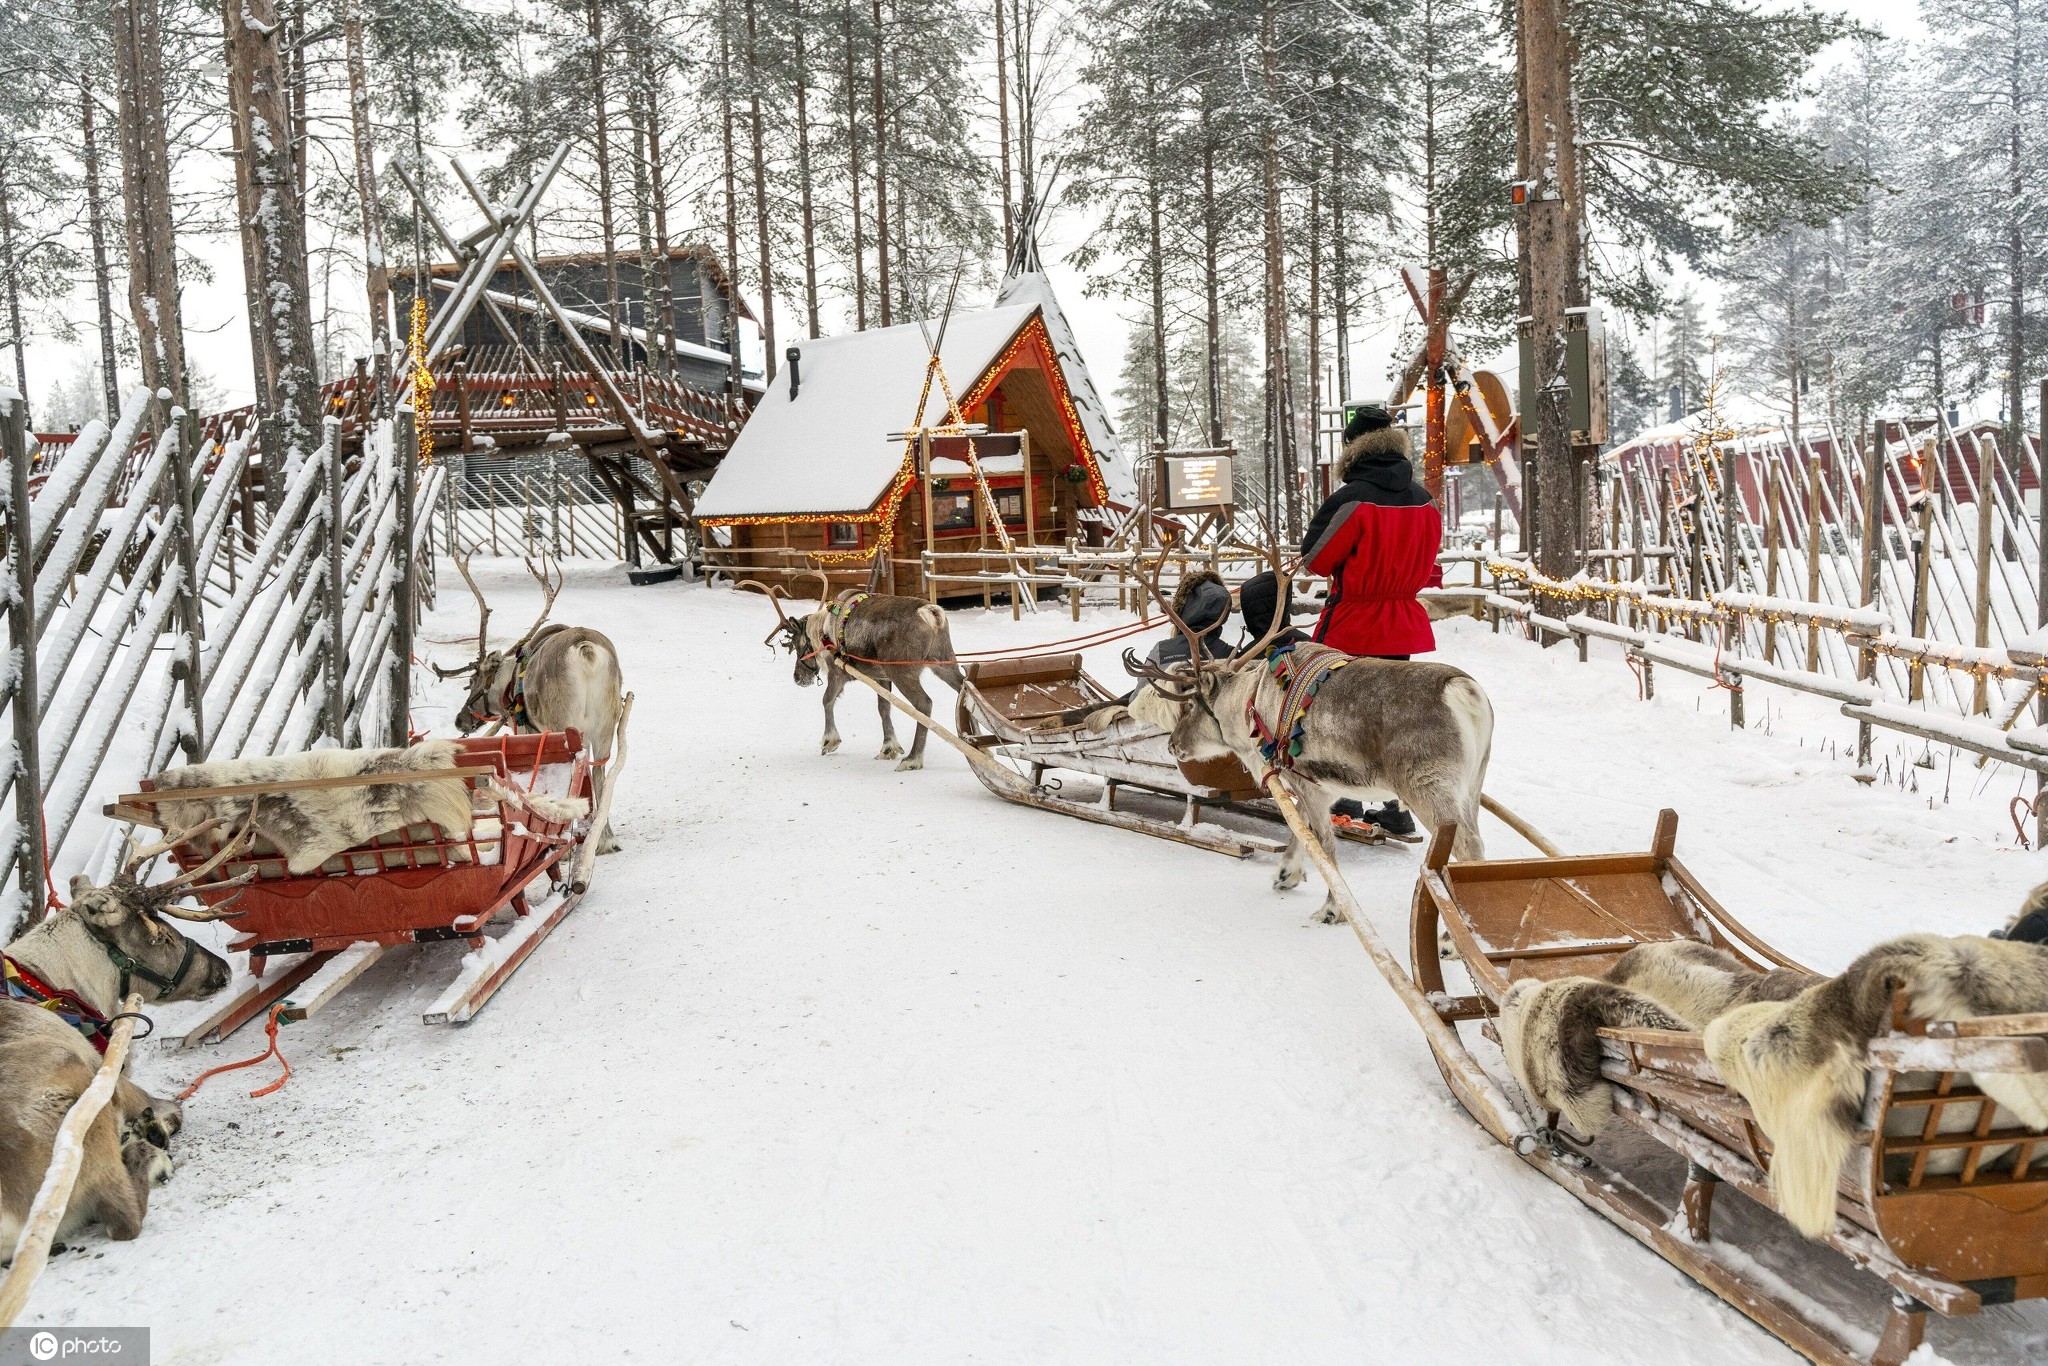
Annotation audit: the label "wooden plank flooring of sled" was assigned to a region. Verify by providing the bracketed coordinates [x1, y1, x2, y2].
[1411, 808, 2048, 1366]
[953, 653, 1405, 859]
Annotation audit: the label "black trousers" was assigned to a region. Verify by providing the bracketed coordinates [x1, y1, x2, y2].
[1333, 654, 1409, 816]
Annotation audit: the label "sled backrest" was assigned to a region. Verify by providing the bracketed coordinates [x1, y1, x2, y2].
[961, 654, 1107, 723]
[1426, 810, 1794, 1001]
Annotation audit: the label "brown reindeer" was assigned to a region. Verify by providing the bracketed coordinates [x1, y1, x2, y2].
[1125, 559, 1492, 922]
[747, 579, 965, 772]
[433, 553, 626, 853]
[1, 822, 247, 1249]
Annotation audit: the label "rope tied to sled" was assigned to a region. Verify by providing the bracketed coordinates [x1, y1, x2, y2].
[1246, 642, 1351, 784]
[177, 1002, 293, 1101]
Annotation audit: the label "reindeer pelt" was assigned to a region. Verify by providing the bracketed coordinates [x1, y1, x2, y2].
[150, 740, 474, 875]
[1498, 976, 1686, 1137]
[1705, 933, 2048, 1238]
[1604, 941, 1815, 1027]
[1998, 880, 2048, 945]
[1124, 684, 1183, 735]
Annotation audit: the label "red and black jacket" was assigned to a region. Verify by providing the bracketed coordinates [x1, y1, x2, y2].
[1300, 429, 1443, 657]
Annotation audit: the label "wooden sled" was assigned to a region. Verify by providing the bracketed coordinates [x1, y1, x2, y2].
[1410, 809, 2048, 1366]
[113, 732, 596, 1036]
[955, 653, 1401, 859]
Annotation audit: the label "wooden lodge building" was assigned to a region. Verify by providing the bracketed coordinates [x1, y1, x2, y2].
[400, 244, 758, 397]
[695, 265, 1134, 597]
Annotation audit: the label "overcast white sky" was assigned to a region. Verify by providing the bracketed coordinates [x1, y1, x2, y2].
[21, 0, 1927, 432]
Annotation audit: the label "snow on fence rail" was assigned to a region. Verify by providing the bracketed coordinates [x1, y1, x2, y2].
[2, 388, 442, 932]
[440, 449, 626, 560]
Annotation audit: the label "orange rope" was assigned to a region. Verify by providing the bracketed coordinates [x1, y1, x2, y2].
[176, 1002, 292, 1101]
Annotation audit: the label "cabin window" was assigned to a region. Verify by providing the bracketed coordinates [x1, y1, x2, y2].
[994, 488, 1025, 523]
[933, 491, 977, 531]
[827, 521, 861, 548]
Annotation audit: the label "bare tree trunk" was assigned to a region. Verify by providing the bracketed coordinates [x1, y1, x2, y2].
[1259, 1, 1296, 538]
[1519, 0, 1581, 589]
[842, 0, 867, 329]
[870, 0, 891, 326]
[744, 0, 778, 380]
[720, 2, 743, 397]
[1, 173, 27, 406]
[226, 0, 323, 480]
[625, 24, 663, 376]
[2005, 60, 2026, 530]
[794, 19, 821, 339]
[1331, 108, 1349, 407]
[77, 39, 122, 420]
[994, 0, 1013, 260]
[112, 0, 189, 410]
[588, 0, 626, 367]
[1308, 177, 1321, 492]
[1010, 0, 1034, 217]
[1143, 70, 1167, 447]
[640, 33, 680, 367]
[1201, 99, 1222, 449]
[342, 0, 392, 410]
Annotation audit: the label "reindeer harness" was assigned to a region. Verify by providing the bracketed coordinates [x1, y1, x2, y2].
[805, 591, 871, 664]
[3, 952, 115, 1053]
[1246, 642, 1352, 783]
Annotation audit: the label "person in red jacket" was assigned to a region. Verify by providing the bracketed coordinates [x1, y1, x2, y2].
[1299, 401, 1443, 836]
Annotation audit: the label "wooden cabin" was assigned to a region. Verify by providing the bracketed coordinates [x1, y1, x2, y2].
[695, 283, 1134, 599]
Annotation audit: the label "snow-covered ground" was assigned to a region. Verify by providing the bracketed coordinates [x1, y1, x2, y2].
[26, 561, 2048, 1364]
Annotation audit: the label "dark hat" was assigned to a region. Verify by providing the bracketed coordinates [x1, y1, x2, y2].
[1342, 401, 1394, 444]
[1170, 568, 1232, 636]
[1237, 570, 1292, 641]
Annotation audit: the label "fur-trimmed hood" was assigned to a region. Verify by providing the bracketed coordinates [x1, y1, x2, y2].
[1339, 425, 1417, 490]
[1170, 568, 1231, 636]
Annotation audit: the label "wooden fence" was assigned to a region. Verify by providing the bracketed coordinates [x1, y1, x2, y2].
[2, 388, 442, 934]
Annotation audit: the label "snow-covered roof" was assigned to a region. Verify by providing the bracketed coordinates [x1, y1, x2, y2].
[695, 303, 1044, 520]
[994, 269, 1136, 507]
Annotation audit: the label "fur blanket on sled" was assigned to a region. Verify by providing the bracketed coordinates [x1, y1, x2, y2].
[1498, 934, 2048, 1238]
[148, 740, 477, 875]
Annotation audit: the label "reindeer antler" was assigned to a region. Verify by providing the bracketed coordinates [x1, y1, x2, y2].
[789, 569, 831, 605]
[1226, 517, 1297, 669]
[510, 551, 563, 653]
[156, 871, 257, 921]
[736, 579, 802, 645]
[430, 548, 493, 677]
[1120, 646, 1196, 697]
[124, 818, 221, 875]
[1134, 551, 1211, 687]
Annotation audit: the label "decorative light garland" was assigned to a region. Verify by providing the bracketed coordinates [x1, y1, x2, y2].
[699, 315, 1111, 548]
[409, 297, 435, 465]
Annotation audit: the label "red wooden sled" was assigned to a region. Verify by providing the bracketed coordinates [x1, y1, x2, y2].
[115, 731, 595, 1037]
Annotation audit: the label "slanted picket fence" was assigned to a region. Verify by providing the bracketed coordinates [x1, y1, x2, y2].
[1, 388, 442, 933]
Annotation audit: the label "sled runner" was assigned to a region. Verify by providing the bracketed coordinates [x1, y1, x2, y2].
[954, 653, 1402, 859]
[1409, 809, 2048, 1366]
[111, 731, 596, 1034]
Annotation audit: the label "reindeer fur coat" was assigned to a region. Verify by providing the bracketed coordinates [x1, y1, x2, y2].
[149, 740, 475, 875]
[1498, 932, 2048, 1239]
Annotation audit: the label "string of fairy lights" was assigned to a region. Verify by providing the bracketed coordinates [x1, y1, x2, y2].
[409, 297, 435, 465]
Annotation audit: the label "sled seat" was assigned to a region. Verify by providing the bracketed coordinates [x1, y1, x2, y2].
[1413, 808, 2048, 1337]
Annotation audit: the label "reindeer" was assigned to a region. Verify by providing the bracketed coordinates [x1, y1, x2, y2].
[1125, 561, 1493, 923]
[433, 553, 626, 854]
[745, 578, 965, 772]
[2, 822, 247, 1249]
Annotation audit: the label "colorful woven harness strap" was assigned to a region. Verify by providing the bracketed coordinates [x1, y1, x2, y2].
[504, 642, 536, 731]
[822, 591, 870, 653]
[1246, 642, 1352, 782]
[3, 952, 113, 1054]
